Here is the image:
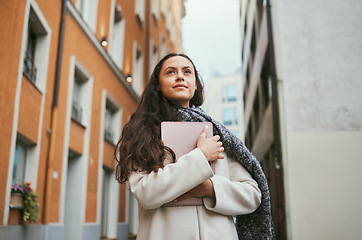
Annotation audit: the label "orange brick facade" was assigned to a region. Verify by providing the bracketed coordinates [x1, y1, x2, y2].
[0, 0, 184, 239]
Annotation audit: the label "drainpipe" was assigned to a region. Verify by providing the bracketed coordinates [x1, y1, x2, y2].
[52, 0, 67, 108]
[43, 0, 67, 223]
[144, 0, 151, 83]
[265, 0, 287, 239]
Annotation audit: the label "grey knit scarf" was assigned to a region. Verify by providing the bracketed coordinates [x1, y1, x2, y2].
[178, 106, 275, 240]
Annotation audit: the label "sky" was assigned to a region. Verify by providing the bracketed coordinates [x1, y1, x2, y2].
[181, 0, 241, 82]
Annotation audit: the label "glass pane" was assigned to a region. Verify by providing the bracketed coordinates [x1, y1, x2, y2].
[222, 86, 227, 102]
[73, 77, 81, 103]
[234, 108, 238, 125]
[228, 85, 237, 102]
[12, 143, 27, 183]
[80, 0, 87, 16]
[105, 108, 112, 129]
[223, 108, 233, 125]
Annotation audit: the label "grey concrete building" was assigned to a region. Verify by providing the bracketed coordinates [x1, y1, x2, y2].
[240, 0, 362, 239]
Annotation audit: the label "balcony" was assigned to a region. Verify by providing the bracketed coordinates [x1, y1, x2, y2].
[23, 52, 37, 84]
[71, 101, 83, 123]
[104, 128, 114, 144]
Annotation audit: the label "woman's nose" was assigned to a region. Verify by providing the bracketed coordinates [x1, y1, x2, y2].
[176, 71, 184, 81]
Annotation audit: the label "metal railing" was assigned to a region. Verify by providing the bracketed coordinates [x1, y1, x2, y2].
[104, 128, 114, 143]
[23, 52, 37, 83]
[71, 101, 83, 123]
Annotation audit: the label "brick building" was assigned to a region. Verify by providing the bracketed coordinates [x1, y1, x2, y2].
[0, 0, 185, 239]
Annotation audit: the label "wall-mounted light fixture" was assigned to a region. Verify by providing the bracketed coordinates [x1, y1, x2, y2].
[126, 74, 133, 83]
[101, 37, 108, 47]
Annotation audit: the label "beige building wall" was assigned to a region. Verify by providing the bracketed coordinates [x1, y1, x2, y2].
[271, 0, 362, 239]
[204, 73, 245, 140]
[241, 0, 362, 239]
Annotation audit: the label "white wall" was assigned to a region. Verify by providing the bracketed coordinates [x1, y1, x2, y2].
[273, 0, 362, 132]
[286, 132, 362, 239]
[272, 0, 362, 239]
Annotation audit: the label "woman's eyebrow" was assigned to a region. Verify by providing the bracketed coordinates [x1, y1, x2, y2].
[164, 66, 176, 71]
[164, 66, 192, 71]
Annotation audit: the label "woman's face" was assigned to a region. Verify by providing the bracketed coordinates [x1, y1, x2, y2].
[158, 56, 197, 107]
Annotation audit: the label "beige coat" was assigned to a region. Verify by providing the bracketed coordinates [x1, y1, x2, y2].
[129, 148, 261, 240]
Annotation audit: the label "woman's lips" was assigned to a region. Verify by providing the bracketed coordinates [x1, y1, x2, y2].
[173, 84, 188, 89]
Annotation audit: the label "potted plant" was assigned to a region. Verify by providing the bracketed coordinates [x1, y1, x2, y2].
[10, 182, 40, 224]
[10, 183, 25, 207]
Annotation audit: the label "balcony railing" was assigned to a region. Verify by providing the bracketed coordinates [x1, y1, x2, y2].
[23, 52, 37, 83]
[104, 128, 114, 143]
[72, 101, 83, 123]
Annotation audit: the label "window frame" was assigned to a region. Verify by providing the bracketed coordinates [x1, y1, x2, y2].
[132, 42, 143, 95]
[135, 0, 145, 27]
[109, 3, 125, 70]
[12, 141, 28, 184]
[77, 0, 99, 32]
[223, 108, 234, 126]
[152, 0, 159, 24]
[22, 5, 51, 93]
[71, 69, 87, 124]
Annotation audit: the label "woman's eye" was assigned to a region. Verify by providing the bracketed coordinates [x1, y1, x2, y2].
[184, 70, 192, 74]
[167, 70, 175, 74]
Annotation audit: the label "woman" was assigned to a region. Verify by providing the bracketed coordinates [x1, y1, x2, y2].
[115, 53, 274, 240]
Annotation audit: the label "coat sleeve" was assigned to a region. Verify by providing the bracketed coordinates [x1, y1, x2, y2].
[129, 148, 214, 209]
[203, 156, 262, 215]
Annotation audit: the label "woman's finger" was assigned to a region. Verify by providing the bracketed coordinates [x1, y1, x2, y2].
[212, 135, 220, 142]
[199, 126, 208, 139]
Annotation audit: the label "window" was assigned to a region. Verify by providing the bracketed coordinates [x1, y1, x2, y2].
[160, 33, 167, 58]
[152, 0, 159, 23]
[23, 29, 37, 83]
[222, 85, 237, 102]
[22, 6, 51, 92]
[234, 107, 239, 125]
[135, 0, 145, 26]
[161, 0, 167, 18]
[260, 46, 272, 109]
[71, 64, 91, 125]
[72, 72, 84, 123]
[103, 93, 121, 145]
[78, 0, 98, 32]
[150, 40, 158, 76]
[223, 108, 233, 126]
[69, 57, 93, 128]
[79, 0, 86, 16]
[109, 4, 125, 69]
[223, 108, 239, 126]
[132, 42, 143, 95]
[165, 12, 175, 43]
[104, 101, 117, 143]
[12, 142, 27, 183]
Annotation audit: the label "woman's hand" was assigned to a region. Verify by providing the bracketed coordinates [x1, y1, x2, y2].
[173, 179, 216, 204]
[197, 126, 224, 162]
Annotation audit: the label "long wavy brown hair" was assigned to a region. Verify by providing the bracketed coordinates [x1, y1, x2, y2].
[115, 53, 204, 183]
